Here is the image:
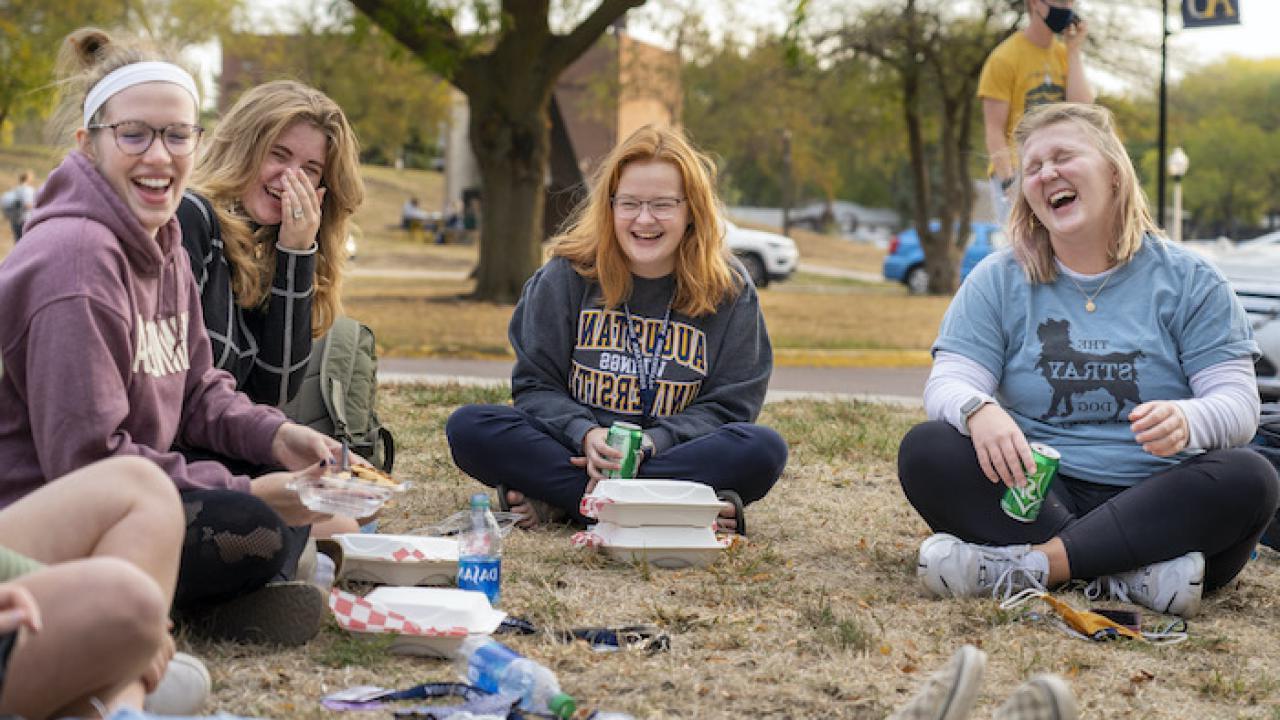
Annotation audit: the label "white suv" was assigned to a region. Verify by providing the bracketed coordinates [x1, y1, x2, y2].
[724, 220, 799, 288]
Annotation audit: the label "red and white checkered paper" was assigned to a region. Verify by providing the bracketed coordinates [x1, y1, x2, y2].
[569, 530, 604, 548]
[389, 547, 428, 562]
[579, 495, 613, 519]
[328, 588, 467, 637]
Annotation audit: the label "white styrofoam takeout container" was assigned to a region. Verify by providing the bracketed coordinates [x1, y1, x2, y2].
[579, 479, 723, 528]
[572, 521, 729, 569]
[333, 534, 459, 586]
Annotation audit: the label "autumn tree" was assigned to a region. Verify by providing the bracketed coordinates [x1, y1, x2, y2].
[347, 0, 645, 303]
[219, 27, 452, 167]
[827, 0, 1018, 294]
[0, 0, 241, 135]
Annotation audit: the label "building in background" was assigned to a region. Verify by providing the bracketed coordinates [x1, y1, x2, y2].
[445, 23, 681, 237]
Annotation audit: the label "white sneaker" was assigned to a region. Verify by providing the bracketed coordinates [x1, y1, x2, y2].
[918, 533, 1049, 599]
[887, 644, 986, 720]
[993, 674, 1078, 720]
[143, 652, 210, 715]
[1085, 551, 1205, 618]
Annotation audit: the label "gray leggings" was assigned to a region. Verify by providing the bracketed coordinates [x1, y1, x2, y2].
[898, 421, 1280, 592]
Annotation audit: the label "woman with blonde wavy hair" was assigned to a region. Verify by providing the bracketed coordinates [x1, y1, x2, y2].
[897, 102, 1277, 620]
[177, 79, 364, 408]
[446, 125, 787, 533]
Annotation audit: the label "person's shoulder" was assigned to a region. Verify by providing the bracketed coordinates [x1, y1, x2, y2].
[525, 256, 586, 296]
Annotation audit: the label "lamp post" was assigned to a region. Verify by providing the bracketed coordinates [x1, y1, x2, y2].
[1167, 146, 1189, 243]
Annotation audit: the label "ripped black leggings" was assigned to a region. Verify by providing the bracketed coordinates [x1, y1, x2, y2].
[173, 489, 310, 609]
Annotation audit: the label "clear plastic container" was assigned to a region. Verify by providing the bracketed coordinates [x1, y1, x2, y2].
[289, 473, 400, 517]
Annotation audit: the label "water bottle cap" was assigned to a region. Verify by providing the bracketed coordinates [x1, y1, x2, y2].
[470, 493, 490, 509]
[548, 693, 576, 718]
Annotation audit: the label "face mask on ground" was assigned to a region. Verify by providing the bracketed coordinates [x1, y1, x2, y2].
[1041, 3, 1076, 34]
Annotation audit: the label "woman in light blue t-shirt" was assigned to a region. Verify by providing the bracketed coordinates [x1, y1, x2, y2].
[899, 103, 1279, 619]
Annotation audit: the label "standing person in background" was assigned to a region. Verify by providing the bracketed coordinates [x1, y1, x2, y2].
[177, 79, 364, 409]
[900, 103, 1278, 619]
[0, 28, 339, 647]
[979, 0, 1093, 222]
[2, 171, 37, 242]
[447, 125, 787, 534]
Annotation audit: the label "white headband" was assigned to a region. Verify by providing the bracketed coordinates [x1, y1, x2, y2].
[83, 61, 199, 128]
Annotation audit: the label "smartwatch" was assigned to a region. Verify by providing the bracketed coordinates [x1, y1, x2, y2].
[960, 396, 992, 433]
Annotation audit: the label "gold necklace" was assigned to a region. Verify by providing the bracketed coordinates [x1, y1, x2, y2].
[1064, 270, 1114, 312]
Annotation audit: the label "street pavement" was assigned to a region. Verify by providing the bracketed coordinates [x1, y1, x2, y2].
[379, 356, 928, 407]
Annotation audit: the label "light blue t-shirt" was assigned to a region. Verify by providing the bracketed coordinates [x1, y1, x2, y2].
[934, 235, 1258, 486]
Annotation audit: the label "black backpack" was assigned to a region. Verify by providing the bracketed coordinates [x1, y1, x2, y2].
[282, 316, 396, 473]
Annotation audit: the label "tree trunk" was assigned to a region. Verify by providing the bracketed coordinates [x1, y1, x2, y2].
[455, 38, 557, 304]
[467, 94, 550, 303]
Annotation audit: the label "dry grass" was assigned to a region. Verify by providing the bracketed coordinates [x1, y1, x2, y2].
[784, 226, 889, 276]
[192, 384, 1280, 719]
[342, 273, 948, 361]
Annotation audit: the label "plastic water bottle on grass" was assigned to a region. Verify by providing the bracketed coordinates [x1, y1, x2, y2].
[455, 635, 577, 718]
[457, 493, 502, 605]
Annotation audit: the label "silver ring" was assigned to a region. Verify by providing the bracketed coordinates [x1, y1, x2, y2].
[292, 208, 304, 220]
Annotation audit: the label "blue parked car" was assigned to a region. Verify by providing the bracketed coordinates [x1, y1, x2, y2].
[882, 221, 1006, 294]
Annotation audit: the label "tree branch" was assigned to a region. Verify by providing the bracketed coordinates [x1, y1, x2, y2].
[548, 0, 646, 73]
[348, 0, 465, 66]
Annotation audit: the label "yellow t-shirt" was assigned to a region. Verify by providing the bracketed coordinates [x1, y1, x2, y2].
[977, 33, 1069, 175]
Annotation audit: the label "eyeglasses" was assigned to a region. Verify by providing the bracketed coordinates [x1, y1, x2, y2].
[87, 120, 204, 157]
[611, 196, 686, 220]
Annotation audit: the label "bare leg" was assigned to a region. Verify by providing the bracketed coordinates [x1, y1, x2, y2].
[0, 559, 167, 718]
[0, 457, 183, 604]
[312, 515, 360, 538]
[1033, 537, 1072, 585]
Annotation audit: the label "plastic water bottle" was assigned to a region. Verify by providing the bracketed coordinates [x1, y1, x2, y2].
[454, 635, 577, 718]
[457, 493, 502, 605]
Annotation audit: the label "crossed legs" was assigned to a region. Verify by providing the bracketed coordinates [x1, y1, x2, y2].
[0, 456, 183, 718]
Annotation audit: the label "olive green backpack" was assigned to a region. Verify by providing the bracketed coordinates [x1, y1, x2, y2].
[282, 316, 395, 472]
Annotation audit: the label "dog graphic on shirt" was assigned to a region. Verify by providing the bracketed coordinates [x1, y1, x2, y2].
[1035, 318, 1144, 421]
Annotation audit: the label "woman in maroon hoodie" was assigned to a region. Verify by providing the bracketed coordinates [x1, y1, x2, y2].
[0, 28, 338, 646]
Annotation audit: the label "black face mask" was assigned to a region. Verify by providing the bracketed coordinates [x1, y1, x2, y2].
[1041, 3, 1076, 33]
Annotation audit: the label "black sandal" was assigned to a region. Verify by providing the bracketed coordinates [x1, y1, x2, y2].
[716, 490, 747, 536]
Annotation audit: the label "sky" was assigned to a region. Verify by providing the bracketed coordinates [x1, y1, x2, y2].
[186, 1, 1280, 109]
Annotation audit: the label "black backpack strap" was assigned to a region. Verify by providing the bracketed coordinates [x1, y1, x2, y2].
[378, 426, 396, 473]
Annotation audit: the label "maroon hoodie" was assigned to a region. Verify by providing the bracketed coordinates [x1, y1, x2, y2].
[0, 151, 286, 506]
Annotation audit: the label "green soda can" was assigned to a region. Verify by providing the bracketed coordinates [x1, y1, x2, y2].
[1000, 443, 1060, 523]
[605, 421, 644, 479]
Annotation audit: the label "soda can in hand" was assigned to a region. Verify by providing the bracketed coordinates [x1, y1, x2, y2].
[605, 422, 644, 479]
[1001, 443, 1059, 522]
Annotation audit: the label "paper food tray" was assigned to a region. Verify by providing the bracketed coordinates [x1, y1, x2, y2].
[329, 587, 504, 658]
[333, 534, 459, 586]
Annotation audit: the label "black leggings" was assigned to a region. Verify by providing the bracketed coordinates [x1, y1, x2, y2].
[174, 489, 310, 609]
[898, 421, 1280, 592]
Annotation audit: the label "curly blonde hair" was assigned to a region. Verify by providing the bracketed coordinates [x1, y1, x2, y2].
[191, 80, 363, 336]
[551, 125, 740, 317]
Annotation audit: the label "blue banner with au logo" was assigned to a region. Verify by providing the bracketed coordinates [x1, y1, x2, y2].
[1182, 0, 1241, 28]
